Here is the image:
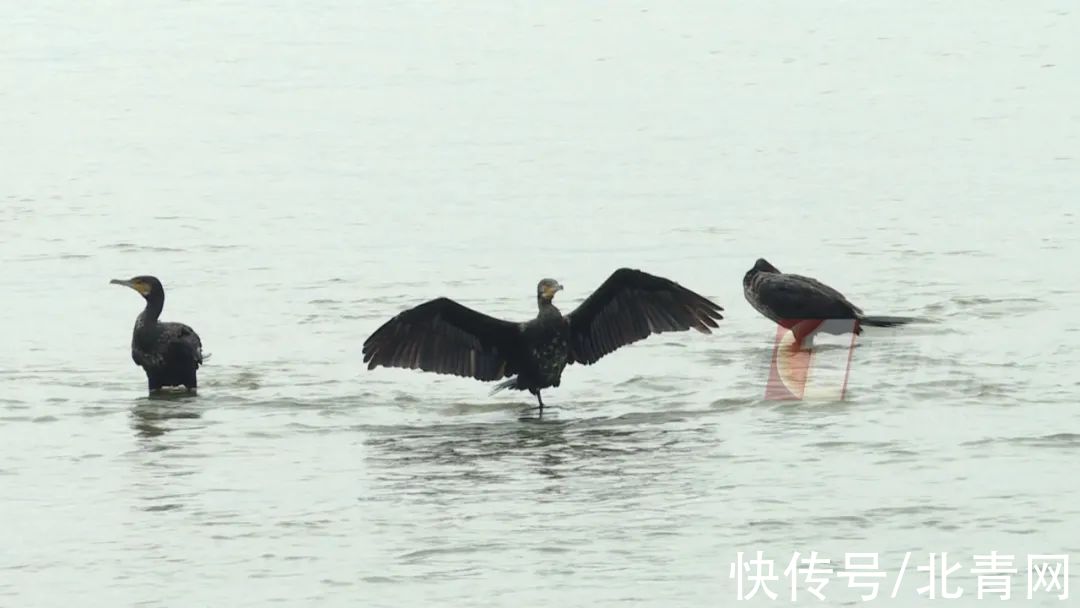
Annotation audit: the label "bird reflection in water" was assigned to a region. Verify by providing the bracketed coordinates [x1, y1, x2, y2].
[129, 392, 201, 439]
[364, 413, 661, 492]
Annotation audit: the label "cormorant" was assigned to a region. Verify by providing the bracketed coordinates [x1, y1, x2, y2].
[743, 258, 915, 347]
[362, 268, 724, 415]
[111, 275, 204, 393]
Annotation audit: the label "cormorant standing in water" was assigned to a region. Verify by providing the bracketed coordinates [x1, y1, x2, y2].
[743, 258, 915, 347]
[111, 275, 204, 393]
[362, 268, 724, 415]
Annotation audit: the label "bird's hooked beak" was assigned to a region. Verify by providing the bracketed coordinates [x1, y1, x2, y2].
[540, 282, 564, 299]
[111, 278, 150, 296]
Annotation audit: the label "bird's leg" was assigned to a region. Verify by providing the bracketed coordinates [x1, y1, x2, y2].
[790, 320, 820, 351]
[536, 391, 544, 418]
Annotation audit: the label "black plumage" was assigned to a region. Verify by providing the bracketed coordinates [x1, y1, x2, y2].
[743, 258, 915, 346]
[362, 268, 724, 415]
[111, 275, 203, 393]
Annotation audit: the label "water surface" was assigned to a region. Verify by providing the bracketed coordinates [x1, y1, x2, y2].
[2, 1, 1078, 606]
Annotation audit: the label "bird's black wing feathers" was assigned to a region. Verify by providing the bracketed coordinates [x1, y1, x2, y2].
[362, 297, 522, 381]
[132, 322, 203, 370]
[565, 268, 724, 365]
[753, 273, 863, 320]
[165, 322, 204, 368]
[132, 352, 157, 369]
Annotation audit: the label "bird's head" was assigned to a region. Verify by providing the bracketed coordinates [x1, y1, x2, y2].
[751, 258, 780, 274]
[536, 278, 564, 301]
[110, 275, 163, 299]
[744, 258, 780, 287]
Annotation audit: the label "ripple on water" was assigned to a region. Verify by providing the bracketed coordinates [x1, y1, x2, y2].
[962, 433, 1080, 449]
[104, 242, 186, 253]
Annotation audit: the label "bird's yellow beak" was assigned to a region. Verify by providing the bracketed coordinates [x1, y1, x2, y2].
[111, 278, 150, 296]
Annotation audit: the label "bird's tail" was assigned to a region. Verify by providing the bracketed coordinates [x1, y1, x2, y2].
[859, 315, 918, 328]
[489, 376, 520, 395]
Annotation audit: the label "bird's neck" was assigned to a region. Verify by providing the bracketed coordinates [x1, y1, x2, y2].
[537, 297, 561, 317]
[142, 293, 164, 323]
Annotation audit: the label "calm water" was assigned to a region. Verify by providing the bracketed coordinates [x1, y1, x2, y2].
[2, 2, 1078, 606]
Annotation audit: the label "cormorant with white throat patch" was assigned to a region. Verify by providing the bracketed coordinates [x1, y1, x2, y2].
[111, 275, 204, 394]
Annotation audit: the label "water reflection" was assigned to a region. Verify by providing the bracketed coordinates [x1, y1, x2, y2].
[361, 411, 701, 493]
[129, 394, 201, 440]
[362, 418, 569, 470]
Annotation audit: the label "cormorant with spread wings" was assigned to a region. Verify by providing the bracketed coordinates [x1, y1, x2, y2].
[362, 268, 724, 415]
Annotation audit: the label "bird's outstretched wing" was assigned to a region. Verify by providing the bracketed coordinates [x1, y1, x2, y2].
[565, 268, 724, 366]
[362, 297, 522, 381]
[753, 273, 863, 320]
